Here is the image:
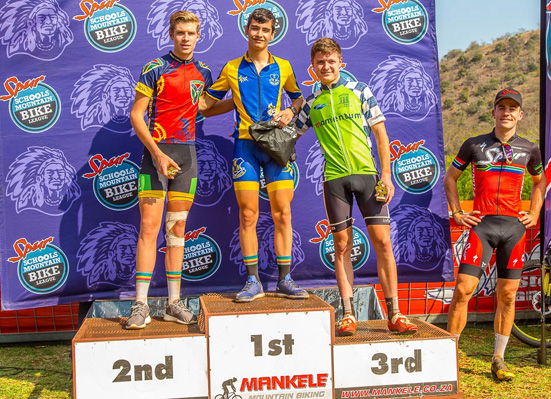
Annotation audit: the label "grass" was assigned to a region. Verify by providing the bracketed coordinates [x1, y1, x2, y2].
[0, 326, 549, 398]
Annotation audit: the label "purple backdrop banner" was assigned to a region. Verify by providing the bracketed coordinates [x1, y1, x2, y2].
[545, 1, 551, 253]
[0, 0, 452, 310]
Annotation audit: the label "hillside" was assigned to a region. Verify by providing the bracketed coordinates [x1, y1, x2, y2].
[439, 30, 540, 159]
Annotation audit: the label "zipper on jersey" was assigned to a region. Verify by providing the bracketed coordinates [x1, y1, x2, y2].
[497, 161, 503, 214]
[250, 60, 263, 121]
[329, 87, 352, 174]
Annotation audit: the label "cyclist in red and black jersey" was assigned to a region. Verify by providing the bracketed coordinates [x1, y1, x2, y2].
[444, 88, 545, 381]
[126, 11, 231, 330]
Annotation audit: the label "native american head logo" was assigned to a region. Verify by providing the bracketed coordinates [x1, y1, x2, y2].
[5, 146, 80, 215]
[195, 138, 232, 207]
[71, 64, 136, 133]
[295, 0, 367, 49]
[369, 55, 438, 121]
[147, 0, 222, 53]
[0, 0, 73, 60]
[77, 222, 138, 287]
[304, 140, 325, 196]
[229, 212, 305, 277]
[390, 204, 449, 271]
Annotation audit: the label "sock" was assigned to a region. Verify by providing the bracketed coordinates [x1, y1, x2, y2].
[341, 297, 355, 317]
[243, 255, 260, 281]
[385, 297, 400, 320]
[277, 255, 292, 281]
[493, 333, 509, 361]
[166, 270, 182, 303]
[135, 272, 153, 303]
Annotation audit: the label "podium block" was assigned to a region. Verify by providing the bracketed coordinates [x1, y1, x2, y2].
[201, 293, 335, 399]
[72, 318, 208, 399]
[333, 320, 461, 398]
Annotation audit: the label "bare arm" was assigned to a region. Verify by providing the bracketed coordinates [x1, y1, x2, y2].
[371, 121, 394, 205]
[443, 166, 481, 227]
[130, 92, 178, 179]
[199, 93, 234, 117]
[519, 173, 545, 227]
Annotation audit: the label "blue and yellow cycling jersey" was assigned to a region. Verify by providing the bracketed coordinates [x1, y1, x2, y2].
[206, 52, 302, 140]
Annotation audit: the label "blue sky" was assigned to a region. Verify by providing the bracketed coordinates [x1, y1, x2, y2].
[435, 0, 540, 58]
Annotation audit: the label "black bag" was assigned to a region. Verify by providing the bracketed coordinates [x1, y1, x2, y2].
[248, 120, 298, 167]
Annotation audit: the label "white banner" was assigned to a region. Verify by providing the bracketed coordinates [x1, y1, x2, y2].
[208, 311, 333, 398]
[74, 336, 208, 399]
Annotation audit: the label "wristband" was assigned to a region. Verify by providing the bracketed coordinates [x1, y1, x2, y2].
[288, 105, 298, 116]
[451, 209, 464, 216]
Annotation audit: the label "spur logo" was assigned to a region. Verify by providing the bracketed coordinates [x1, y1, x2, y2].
[372, 0, 428, 45]
[310, 220, 369, 271]
[9, 237, 69, 294]
[73, 0, 136, 52]
[390, 139, 440, 194]
[1, 75, 61, 133]
[83, 153, 139, 210]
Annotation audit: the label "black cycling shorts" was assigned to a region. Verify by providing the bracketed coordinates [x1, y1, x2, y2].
[138, 143, 197, 202]
[459, 215, 526, 280]
[323, 174, 390, 232]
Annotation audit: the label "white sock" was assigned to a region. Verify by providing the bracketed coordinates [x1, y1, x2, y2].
[135, 283, 150, 304]
[493, 332, 509, 361]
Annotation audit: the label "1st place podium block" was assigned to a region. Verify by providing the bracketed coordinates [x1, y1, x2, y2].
[201, 293, 335, 399]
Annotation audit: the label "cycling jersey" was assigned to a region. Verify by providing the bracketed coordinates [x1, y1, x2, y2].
[296, 77, 385, 181]
[451, 130, 542, 217]
[206, 52, 302, 140]
[136, 52, 212, 145]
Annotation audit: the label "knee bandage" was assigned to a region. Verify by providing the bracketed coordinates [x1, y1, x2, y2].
[165, 211, 188, 247]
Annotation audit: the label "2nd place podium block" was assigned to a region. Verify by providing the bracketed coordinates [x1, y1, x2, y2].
[73, 293, 460, 399]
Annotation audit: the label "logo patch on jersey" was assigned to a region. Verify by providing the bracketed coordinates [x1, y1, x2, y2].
[267, 103, 277, 117]
[338, 94, 349, 109]
[143, 58, 163, 74]
[199, 60, 211, 70]
[190, 80, 205, 105]
[238, 75, 248, 83]
[269, 74, 280, 86]
[232, 157, 246, 179]
[314, 103, 327, 110]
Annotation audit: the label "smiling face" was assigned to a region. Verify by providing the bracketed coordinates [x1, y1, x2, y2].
[312, 51, 342, 86]
[245, 19, 274, 52]
[170, 21, 200, 59]
[492, 98, 523, 132]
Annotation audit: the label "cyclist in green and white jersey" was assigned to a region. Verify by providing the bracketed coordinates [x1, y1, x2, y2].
[296, 37, 417, 337]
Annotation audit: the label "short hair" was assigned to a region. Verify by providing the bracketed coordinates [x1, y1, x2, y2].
[311, 37, 342, 60]
[169, 10, 200, 33]
[246, 8, 275, 32]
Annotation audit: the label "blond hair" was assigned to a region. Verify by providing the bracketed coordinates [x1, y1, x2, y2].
[169, 11, 200, 34]
[311, 37, 342, 60]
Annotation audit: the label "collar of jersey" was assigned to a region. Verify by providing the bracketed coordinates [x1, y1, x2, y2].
[320, 77, 346, 91]
[491, 128, 518, 144]
[169, 51, 194, 64]
[244, 51, 274, 65]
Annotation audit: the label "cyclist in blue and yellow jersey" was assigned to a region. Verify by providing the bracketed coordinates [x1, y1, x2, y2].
[296, 38, 418, 337]
[200, 8, 307, 302]
[126, 11, 231, 329]
[444, 88, 545, 381]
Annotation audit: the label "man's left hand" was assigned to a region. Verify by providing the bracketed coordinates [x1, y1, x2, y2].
[519, 211, 538, 228]
[380, 173, 395, 205]
[272, 108, 294, 127]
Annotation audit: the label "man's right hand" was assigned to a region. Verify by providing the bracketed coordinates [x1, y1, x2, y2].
[154, 151, 180, 179]
[453, 210, 482, 228]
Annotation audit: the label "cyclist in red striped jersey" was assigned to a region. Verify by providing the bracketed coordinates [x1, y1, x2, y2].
[444, 88, 545, 381]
